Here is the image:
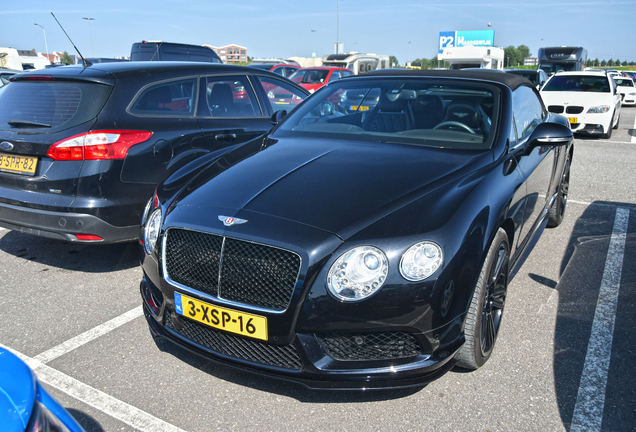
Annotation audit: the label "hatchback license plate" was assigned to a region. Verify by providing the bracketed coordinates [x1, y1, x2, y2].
[350, 105, 369, 111]
[0, 152, 37, 176]
[174, 292, 268, 341]
[568, 117, 577, 124]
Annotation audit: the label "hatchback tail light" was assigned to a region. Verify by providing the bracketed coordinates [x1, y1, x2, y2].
[47, 130, 153, 161]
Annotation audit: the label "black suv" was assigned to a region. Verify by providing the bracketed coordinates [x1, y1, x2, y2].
[0, 62, 309, 243]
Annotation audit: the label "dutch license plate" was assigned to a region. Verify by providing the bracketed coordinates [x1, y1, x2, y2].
[350, 105, 369, 111]
[174, 292, 268, 341]
[568, 117, 577, 124]
[0, 152, 37, 176]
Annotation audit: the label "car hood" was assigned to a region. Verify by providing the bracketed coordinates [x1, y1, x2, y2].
[172, 136, 493, 240]
[540, 91, 615, 106]
[0, 348, 36, 432]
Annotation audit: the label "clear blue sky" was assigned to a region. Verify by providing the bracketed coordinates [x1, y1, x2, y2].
[3, 0, 635, 64]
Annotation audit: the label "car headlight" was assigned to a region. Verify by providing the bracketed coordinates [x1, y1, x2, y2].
[326, 246, 388, 301]
[27, 401, 71, 432]
[400, 241, 443, 281]
[144, 208, 162, 254]
[587, 105, 610, 113]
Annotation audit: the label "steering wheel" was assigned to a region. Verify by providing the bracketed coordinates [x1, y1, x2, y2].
[433, 121, 477, 134]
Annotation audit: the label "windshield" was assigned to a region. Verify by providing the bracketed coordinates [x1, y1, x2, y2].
[542, 75, 610, 92]
[614, 78, 634, 87]
[539, 63, 578, 74]
[289, 69, 330, 84]
[275, 78, 499, 150]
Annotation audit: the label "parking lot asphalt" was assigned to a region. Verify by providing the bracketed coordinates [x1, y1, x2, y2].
[1, 108, 635, 432]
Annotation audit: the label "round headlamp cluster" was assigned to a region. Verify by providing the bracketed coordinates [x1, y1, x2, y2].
[144, 208, 162, 254]
[327, 242, 444, 302]
[400, 242, 443, 281]
[326, 246, 388, 302]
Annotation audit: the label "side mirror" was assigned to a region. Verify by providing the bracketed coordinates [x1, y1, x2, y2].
[270, 109, 287, 126]
[526, 121, 572, 151]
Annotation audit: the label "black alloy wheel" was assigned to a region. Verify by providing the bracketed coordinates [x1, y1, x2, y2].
[455, 228, 509, 370]
[547, 152, 571, 228]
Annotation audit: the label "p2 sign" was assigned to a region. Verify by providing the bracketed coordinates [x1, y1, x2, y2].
[439, 31, 455, 54]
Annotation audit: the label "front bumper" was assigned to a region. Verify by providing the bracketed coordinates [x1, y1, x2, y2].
[141, 278, 462, 390]
[0, 201, 138, 243]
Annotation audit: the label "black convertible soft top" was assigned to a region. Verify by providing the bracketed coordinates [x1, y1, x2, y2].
[364, 68, 532, 90]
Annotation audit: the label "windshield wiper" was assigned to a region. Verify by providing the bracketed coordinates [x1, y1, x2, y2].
[7, 119, 52, 128]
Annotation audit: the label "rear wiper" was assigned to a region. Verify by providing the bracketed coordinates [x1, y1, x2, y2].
[7, 119, 52, 128]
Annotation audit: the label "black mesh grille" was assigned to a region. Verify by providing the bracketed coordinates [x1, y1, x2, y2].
[165, 229, 223, 296]
[317, 332, 422, 361]
[165, 312, 302, 370]
[219, 238, 301, 310]
[165, 229, 301, 311]
[548, 105, 564, 114]
[566, 106, 584, 114]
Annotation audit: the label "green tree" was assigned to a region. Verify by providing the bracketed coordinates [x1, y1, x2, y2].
[60, 51, 74, 65]
[517, 44, 531, 60]
[586, 59, 593, 67]
[389, 55, 399, 67]
[601, 59, 607, 67]
[622, 60, 628, 66]
[593, 58, 600, 67]
[607, 59, 614, 66]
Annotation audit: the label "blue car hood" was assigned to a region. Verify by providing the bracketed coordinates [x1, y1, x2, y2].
[0, 348, 36, 432]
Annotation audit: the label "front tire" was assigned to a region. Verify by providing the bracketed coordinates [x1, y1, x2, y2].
[547, 152, 571, 228]
[455, 228, 509, 370]
[601, 112, 614, 139]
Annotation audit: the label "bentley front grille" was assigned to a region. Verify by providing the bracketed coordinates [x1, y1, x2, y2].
[164, 228, 301, 311]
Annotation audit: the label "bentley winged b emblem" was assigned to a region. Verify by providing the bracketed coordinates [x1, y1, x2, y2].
[218, 215, 248, 227]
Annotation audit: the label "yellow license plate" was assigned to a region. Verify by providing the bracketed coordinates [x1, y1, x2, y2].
[0, 152, 38, 176]
[174, 292, 268, 341]
[350, 105, 370, 111]
[568, 117, 577, 124]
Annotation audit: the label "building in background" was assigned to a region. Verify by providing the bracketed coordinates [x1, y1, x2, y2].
[205, 44, 248, 63]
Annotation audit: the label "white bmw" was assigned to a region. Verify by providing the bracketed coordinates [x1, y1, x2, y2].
[613, 76, 636, 106]
[540, 71, 621, 139]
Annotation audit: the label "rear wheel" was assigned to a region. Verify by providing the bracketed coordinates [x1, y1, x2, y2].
[547, 152, 571, 228]
[455, 228, 509, 370]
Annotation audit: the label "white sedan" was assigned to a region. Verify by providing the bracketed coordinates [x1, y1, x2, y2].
[540, 71, 621, 139]
[613, 76, 636, 106]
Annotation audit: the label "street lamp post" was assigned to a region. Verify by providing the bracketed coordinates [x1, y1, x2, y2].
[311, 29, 316, 66]
[83, 17, 95, 57]
[336, 0, 340, 54]
[33, 23, 50, 64]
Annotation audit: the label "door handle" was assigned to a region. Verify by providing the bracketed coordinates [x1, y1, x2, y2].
[215, 133, 237, 143]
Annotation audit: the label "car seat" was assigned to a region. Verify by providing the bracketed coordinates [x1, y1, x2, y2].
[208, 84, 235, 117]
[363, 92, 414, 133]
[412, 94, 445, 129]
[441, 103, 481, 132]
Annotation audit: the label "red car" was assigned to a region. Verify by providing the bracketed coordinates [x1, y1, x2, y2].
[247, 63, 301, 78]
[289, 67, 354, 93]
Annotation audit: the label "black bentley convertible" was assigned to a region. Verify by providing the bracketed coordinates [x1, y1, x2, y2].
[139, 70, 573, 390]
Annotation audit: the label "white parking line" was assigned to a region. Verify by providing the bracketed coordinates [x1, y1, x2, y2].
[570, 207, 629, 432]
[34, 306, 143, 364]
[1, 344, 186, 432]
